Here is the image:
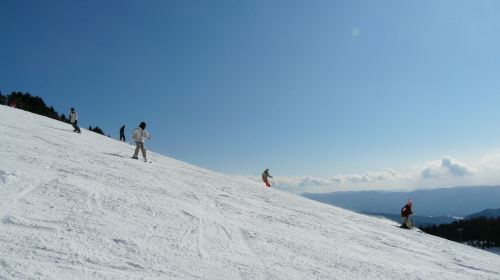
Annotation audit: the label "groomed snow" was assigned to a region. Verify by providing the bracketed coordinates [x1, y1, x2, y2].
[1, 105, 499, 280]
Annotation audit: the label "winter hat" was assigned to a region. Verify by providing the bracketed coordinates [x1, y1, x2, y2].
[139, 122, 146, 129]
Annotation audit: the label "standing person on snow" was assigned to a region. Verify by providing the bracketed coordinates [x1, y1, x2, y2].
[119, 125, 126, 141]
[131, 122, 150, 162]
[400, 199, 413, 229]
[69, 107, 81, 133]
[262, 168, 273, 187]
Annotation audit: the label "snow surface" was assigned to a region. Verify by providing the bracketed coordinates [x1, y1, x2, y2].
[485, 247, 500, 256]
[1, 105, 500, 280]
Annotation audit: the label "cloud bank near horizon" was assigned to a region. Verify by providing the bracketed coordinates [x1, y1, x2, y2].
[248, 152, 500, 193]
[421, 157, 473, 179]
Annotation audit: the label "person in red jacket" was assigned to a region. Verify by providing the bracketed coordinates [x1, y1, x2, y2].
[400, 199, 413, 229]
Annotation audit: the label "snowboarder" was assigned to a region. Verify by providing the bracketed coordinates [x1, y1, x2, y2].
[69, 107, 81, 133]
[119, 125, 126, 141]
[131, 122, 150, 162]
[400, 199, 413, 229]
[262, 168, 272, 187]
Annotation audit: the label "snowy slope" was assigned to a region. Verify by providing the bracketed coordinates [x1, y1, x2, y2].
[0, 105, 499, 280]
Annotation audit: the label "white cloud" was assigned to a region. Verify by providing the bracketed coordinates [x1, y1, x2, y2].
[267, 169, 405, 189]
[332, 168, 405, 183]
[479, 150, 500, 169]
[421, 157, 473, 179]
[273, 176, 331, 187]
[242, 175, 336, 193]
[243, 152, 500, 194]
[263, 169, 412, 193]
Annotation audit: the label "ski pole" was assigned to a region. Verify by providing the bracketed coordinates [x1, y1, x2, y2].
[413, 212, 416, 228]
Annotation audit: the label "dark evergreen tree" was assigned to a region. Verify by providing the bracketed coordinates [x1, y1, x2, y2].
[1, 90, 108, 135]
[60, 114, 67, 123]
[92, 126, 105, 135]
[420, 217, 500, 248]
[4, 92, 61, 120]
[88, 125, 105, 135]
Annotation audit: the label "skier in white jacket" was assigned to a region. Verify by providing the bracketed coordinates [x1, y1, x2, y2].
[131, 122, 150, 162]
[69, 107, 81, 133]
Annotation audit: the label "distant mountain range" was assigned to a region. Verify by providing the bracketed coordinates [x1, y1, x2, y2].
[465, 208, 500, 219]
[302, 186, 500, 218]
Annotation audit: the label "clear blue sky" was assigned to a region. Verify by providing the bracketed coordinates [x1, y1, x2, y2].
[2, 0, 500, 181]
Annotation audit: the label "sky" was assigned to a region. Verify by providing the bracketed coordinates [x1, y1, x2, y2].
[1, 0, 500, 192]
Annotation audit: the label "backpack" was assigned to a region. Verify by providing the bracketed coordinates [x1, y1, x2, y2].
[132, 128, 142, 142]
[401, 205, 412, 217]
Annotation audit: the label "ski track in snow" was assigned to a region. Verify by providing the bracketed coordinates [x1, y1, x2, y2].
[1, 105, 500, 280]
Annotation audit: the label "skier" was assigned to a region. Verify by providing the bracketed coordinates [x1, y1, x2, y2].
[131, 122, 150, 162]
[400, 199, 413, 229]
[119, 125, 126, 141]
[69, 107, 81, 133]
[262, 168, 272, 187]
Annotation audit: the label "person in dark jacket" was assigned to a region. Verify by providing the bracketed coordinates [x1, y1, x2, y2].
[400, 199, 413, 229]
[69, 107, 81, 133]
[119, 125, 126, 141]
[262, 169, 272, 187]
